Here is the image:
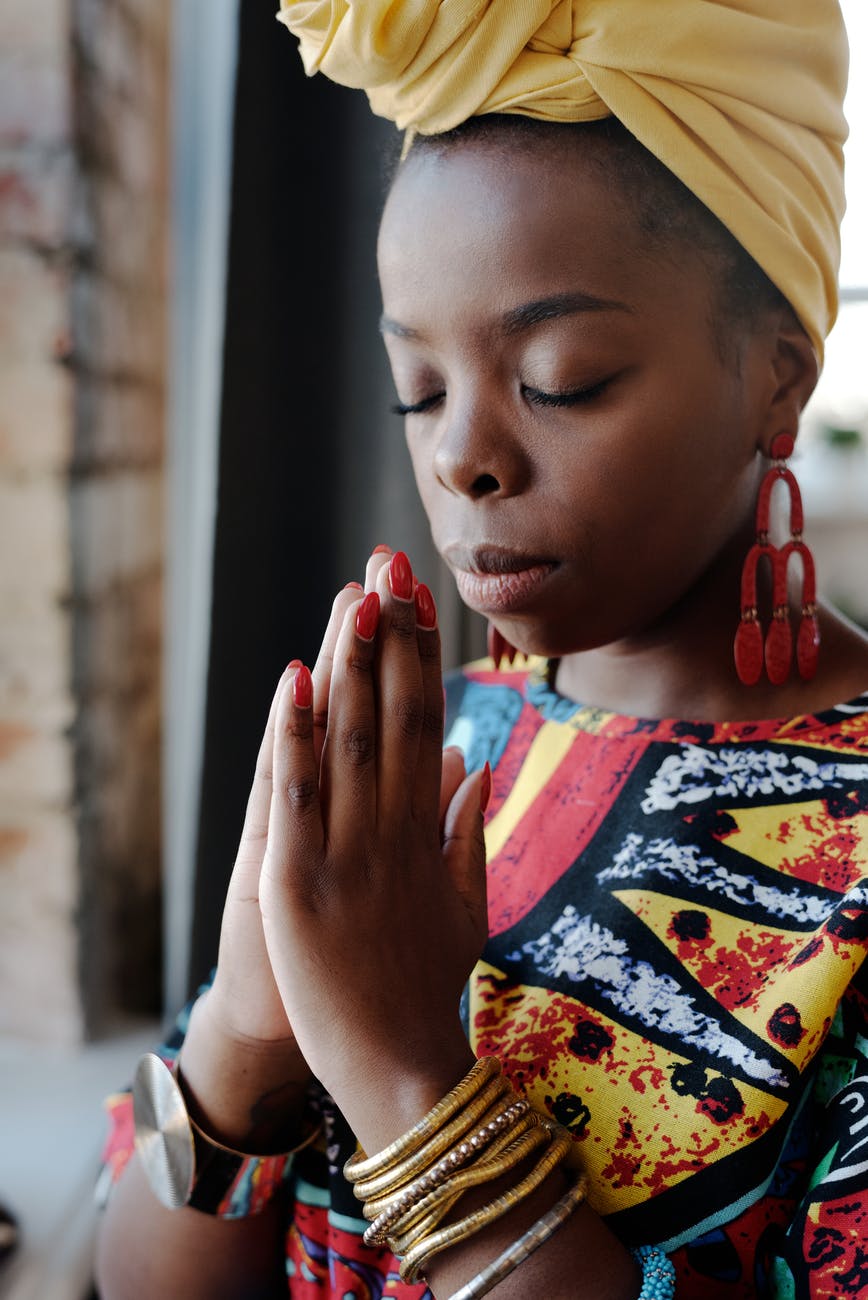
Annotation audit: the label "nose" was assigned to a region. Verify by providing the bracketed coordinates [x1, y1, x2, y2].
[432, 394, 531, 501]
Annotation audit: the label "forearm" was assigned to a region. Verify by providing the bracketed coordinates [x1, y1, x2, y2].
[95, 991, 311, 1300]
[340, 1043, 641, 1300]
[95, 1157, 289, 1300]
[424, 1171, 641, 1300]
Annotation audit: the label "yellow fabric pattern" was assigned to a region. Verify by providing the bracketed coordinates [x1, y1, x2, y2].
[278, 0, 848, 359]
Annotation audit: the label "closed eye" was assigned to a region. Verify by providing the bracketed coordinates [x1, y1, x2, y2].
[523, 379, 611, 408]
[390, 392, 445, 417]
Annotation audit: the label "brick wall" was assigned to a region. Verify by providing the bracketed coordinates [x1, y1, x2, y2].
[0, 0, 169, 1042]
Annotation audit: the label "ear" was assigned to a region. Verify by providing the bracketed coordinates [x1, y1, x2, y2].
[757, 309, 819, 454]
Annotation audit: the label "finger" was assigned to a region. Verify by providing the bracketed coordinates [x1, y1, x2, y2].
[311, 583, 366, 764]
[442, 762, 490, 930]
[319, 591, 380, 844]
[230, 660, 302, 890]
[440, 745, 466, 828]
[364, 545, 392, 593]
[413, 581, 445, 820]
[375, 552, 426, 827]
[265, 664, 325, 889]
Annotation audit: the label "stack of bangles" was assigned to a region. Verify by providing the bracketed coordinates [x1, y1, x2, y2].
[344, 1057, 676, 1298]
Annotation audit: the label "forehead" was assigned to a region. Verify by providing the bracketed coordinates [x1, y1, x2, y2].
[377, 140, 704, 334]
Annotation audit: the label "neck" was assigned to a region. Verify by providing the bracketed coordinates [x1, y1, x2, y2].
[553, 524, 845, 723]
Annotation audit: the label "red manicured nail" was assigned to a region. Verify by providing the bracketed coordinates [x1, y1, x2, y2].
[287, 658, 302, 670]
[344, 580, 363, 591]
[389, 551, 414, 601]
[415, 582, 437, 630]
[293, 665, 312, 708]
[372, 543, 392, 555]
[479, 761, 492, 814]
[355, 591, 380, 641]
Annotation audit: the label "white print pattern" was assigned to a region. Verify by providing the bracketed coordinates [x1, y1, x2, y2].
[598, 833, 858, 926]
[521, 905, 789, 1087]
[642, 746, 868, 814]
[519, 904, 790, 1086]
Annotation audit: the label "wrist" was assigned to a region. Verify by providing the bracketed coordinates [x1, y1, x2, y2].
[338, 1027, 477, 1156]
[177, 991, 311, 1152]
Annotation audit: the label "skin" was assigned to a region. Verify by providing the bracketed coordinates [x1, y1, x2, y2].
[96, 134, 868, 1299]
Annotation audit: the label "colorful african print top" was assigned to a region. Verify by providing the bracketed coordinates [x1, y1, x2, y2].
[101, 660, 868, 1299]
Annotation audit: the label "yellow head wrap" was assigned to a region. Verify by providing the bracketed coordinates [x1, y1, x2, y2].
[278, 1, 848, 360]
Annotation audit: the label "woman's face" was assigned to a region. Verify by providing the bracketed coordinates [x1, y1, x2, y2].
[377, 138, 770, 658]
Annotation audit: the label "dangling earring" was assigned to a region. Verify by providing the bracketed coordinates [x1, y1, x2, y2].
[487, 622, 520, 669]
[734, 433, 819, 686]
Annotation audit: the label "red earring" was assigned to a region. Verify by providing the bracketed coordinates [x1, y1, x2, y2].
[487, 622, 520, 669]
[734, 433, 819, 686]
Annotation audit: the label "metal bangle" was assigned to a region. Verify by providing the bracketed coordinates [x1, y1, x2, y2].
[361, 1097, 530, 1220]
[344, 1057, 501, 1185]
[445, 1175, 589, 1300]
[386, 1121, 552, 1254]
[399, 1124, 573, 1282]
[350, 1074, 511, 1202]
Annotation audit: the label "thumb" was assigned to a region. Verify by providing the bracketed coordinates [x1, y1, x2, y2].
[442, 761, 490, 930]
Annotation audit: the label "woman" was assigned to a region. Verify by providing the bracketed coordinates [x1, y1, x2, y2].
[96, 3, 868, 1296]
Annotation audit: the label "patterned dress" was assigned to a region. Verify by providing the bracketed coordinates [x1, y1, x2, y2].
[102, 660, 868, 1298]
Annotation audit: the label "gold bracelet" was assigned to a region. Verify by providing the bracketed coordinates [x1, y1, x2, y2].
[361, 1098, 532, 1225]
[367, 1114, 544, 1247]
[368, 1112, 543, 1249]
[399, 1124, 573, 1283]
[446, 1175, 589, 1300]
[388, 1122, 553, 1256]
[350, 1074, 511, 1203]
[364, 1107, 539, 1242]
[344, 1057, 501, 1186]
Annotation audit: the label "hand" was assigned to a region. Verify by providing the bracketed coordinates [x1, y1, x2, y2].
[208, 566, 389, 1049]
[258, 552, 489, 1147]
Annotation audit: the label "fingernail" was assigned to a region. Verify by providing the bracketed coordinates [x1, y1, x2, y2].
[293, 665, 312, 708]
[479, 761, 492, 814]
[287, 658, 302, 670]
[389, 550, 414, 601]
[344, 581, 363, 591]
[372, 543, 392, 556]
[355, 591, 380, 641]
[414, 582, 437, 630]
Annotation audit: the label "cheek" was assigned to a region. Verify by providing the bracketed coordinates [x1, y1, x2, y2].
[405, 433, 441, 517]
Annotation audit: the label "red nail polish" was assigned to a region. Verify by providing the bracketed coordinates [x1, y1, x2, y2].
[355, 591, 380, 641]
[287, 658, 302, 670]
[479, 761, 492, 814]
[372, 543, 392, 555]
[344, 581, 363, 591]
[389, 551, 413, 600]
[414, 582, 437, 630]
[293, 665, 312, 708]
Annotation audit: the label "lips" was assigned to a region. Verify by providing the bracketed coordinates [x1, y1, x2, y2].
[443, 543, 559, 615]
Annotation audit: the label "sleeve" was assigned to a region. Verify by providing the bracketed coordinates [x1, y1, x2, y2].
[767, 966, 868, 1298]
[96, 977, 433, 1299]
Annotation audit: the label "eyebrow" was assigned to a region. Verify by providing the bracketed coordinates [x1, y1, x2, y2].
[379, 290, 632, 340]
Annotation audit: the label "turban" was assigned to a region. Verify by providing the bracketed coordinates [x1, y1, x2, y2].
[278, 1, 848, 360]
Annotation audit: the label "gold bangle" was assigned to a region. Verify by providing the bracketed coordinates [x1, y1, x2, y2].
[367, 1114, 545, 1247]
[344, 1057, 501, 1186]
[350, 1074, 511, 1203]
[399, 1125, 573, 1283]
[446, 1175, 589, 1300]
[387, 1122, 553, 1256]
[361, 1098, 532, 1225]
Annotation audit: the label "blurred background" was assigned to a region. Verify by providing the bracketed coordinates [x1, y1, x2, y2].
[0, 2, 866, 1296]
